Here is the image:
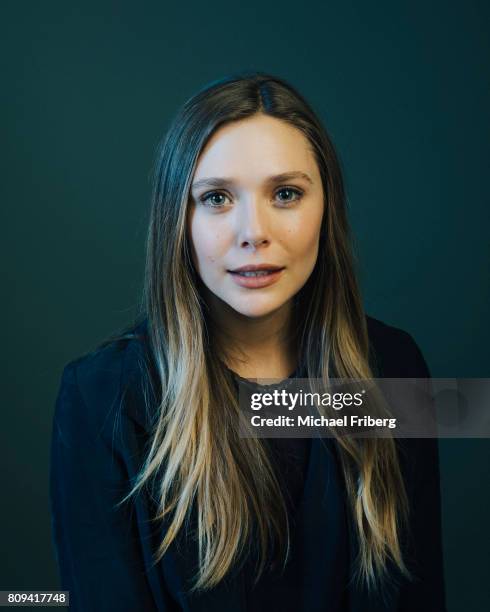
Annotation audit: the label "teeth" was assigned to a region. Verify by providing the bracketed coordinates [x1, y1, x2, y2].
[237, 270, 274, 277]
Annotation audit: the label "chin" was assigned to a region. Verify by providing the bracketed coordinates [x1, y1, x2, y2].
[228, 298, 286, 319]
[235, 308, 275, 319]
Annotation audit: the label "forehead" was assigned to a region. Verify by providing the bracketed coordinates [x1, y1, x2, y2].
[193, 114, 318, 181]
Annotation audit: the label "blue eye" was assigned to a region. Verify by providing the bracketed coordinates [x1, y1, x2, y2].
[198, 187, 304, 208]
[199, 191, 229, 207]
[275, 187, 304, 205]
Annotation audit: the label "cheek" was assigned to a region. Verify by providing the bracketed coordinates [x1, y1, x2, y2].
[189, 217, 231, 267]
[280, 214, 323, 259]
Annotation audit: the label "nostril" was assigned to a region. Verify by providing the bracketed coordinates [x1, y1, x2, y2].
[246, 238, 268, 247]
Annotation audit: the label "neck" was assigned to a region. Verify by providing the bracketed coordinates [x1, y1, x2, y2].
[206, 295, 298, 380]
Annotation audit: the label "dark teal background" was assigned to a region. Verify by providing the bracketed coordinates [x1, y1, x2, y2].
[1, 1, 488, 609]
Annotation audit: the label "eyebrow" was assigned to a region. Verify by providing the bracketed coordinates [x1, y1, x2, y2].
[191, 171, 314, 191]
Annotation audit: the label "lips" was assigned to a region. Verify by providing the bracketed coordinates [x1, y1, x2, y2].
[228, 264, 285, 275]
[227, 264, 285, 289]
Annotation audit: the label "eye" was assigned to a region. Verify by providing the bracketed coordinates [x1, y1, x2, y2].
[274, 186, 304, 206]
[199, 190, 231, 208]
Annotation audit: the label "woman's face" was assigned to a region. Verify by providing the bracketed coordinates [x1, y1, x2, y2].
[187, 113, 325, 319]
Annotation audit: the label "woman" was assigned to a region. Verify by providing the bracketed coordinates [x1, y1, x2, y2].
[50, 72, 446, 611]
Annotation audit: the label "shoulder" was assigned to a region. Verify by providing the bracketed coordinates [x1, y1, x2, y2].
[54, 318, 153, 439]
[365, 315, 431, 378]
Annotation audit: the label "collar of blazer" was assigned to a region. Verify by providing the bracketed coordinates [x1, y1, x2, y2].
[116, 320, 402, 612]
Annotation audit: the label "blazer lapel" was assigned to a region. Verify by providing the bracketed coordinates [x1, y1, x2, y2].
[328, 439, 401, 612]
[123, 338, 247, 611]
[296, 435, 400, 612]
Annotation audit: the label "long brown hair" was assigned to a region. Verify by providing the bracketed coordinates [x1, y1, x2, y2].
[119, 72, 410, 593]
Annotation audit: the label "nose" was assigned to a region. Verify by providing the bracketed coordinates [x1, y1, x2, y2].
[237, 199, 270, 250]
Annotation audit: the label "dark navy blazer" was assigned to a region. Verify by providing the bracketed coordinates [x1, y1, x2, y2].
[49, 316, 447, 611]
